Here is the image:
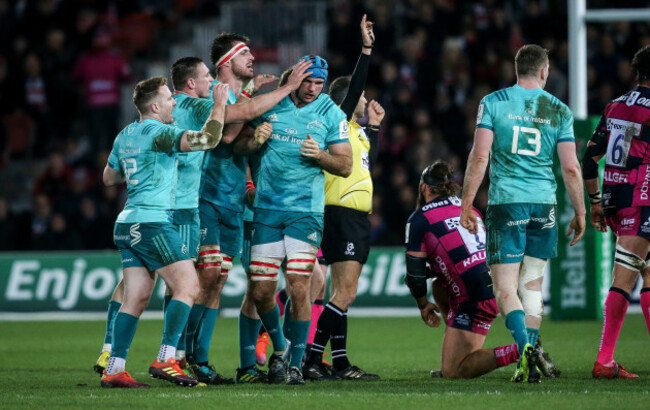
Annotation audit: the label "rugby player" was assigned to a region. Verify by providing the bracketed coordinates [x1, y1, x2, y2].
[405, 161, 522, 378]
[460, 44, 586, 383]
[100, 76, 229, 388]
[582, 45, 650, 380]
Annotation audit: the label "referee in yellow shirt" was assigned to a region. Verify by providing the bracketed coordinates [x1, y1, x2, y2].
[304, 14, 385, 381]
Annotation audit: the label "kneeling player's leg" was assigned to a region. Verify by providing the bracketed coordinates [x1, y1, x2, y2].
[596, 235, 648, 367]
[440, 327, 490, 379]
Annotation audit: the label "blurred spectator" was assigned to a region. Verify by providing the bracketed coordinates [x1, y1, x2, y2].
[73, 29, 130, 154]
[33, 211, 82, 250]
[21, 52, 50, 157]
[0, 196, 16, 250]
[76, 196, 115, 250]
[33, 151, 72, 203]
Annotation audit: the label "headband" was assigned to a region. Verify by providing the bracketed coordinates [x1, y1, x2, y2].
[421, 165, 449, 186]
[216, 42, 249, 68]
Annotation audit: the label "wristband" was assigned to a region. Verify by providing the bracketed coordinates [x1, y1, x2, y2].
[246, 181, 255, 193]
[589, 191, 601, 205]
[367, 125, 380, 131]
[362, 44, 373, 49]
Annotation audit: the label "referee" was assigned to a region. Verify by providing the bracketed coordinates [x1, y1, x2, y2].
[304, 14, 384, 381]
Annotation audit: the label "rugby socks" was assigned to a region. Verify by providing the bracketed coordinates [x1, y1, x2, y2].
[309, 302, 344, 365]
[308, 299, 324, 345]
[494, 344, 520, 368]
[330, 306, 351, 371]
[597, 287, 630, 365]
[163, 295, 172, 311]
[159, 300, 191, 362]
[259, 304, 287, 353]
[526, 328, 539, 348]
[504, 310, 529, 356]
[110, 311, 139, 372]
[239, 312, 262, 368]
[185, 303, 206, 358]
[283, 299, 310, 370]
[276, 288, 288, 317]
[194, 307, 219, 364]
[103, 300, 122, 346]
[641, 288, 650, 335]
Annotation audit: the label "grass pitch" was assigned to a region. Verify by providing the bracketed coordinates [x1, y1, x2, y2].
[1, 314, 649, 409]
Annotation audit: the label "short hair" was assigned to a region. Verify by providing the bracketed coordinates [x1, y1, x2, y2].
[279, 67, 293, 87]
[328, 76, 351, 105]
[421, 160, 460, 198]
[514, 44, 549, 78]
[632, 45, 650, 81]
[171, 57, 203, 91]
[210, 32, 250, 67]
[133, 76, 167, 114]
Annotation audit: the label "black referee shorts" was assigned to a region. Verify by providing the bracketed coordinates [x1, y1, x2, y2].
[320, 205, 371, 265]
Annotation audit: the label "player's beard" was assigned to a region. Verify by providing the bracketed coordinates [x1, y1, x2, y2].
[232, 63, 253, 82]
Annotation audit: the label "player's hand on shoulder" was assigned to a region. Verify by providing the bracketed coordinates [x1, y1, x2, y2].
[360, 14, 375, 47]
[212, 83, 230, 105]
[567, 214, 586, 246]
[254, 122, 273, 145]
[300, 134, 322, 160]
[420, 302, 441, 328]
[286, 60, 313, 90]
[460, 208, 478, 234]
[367, 100, 385, 125]
[589, 204, 607, 233]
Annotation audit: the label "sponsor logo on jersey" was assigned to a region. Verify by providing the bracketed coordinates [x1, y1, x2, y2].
[130, 223, 142, 247]
[507, 219, 530, 227]
[641, 217, 650, 233]
[344, 242, 355, 256]
[181, 244, 189, 255]
[641, 166, 650, 201]
[603, 170, 629, 183]
[455, 314, 471, 327]
[266, 113, 279, 122]
[621, 218, 635, 226]
[445, 217, 461, 231]
[461, 250, 486, 267]
[284, 128, 298, 135]
[435, 255, 461, 297]
[307, 232, 318, 242]
[339, 120, 349, 139]
[421, 199, 450, 212]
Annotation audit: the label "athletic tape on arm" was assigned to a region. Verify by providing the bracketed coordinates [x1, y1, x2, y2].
[186, 120, 224, 151]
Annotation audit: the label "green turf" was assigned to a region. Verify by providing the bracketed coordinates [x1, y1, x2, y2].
[1, 315, 649, 409]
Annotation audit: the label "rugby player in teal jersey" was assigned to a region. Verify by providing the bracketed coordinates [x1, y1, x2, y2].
[460, 44, 585, 383]
[242, 55, 352, 384]
[99, 76, 230, 388]
[185, 33, 311, 384]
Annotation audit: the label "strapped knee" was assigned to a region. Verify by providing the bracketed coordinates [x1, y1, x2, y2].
[519, 256, 546, 318]
[286, 252, 316, 276]
[197, 245, 221, 270]
[220, 254, 233, 275]
[250, 256, 281, 281]
[615, 244, 646, 272]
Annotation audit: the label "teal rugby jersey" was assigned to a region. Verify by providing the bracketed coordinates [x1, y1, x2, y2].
[108, 119, 185, 223]
[172, 93, 211, 210]
[200, 79, 249, 212]
[477, 84, 574, 205]
[249, 93, 349, 213]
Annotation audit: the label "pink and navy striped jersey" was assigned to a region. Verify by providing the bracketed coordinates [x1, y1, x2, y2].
[590, 86, 650, 218]
[405, 195, 493, 304]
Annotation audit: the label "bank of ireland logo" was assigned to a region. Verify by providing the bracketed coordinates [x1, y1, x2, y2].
[542, 208, 556, 230]
[130, 223, 142, 246]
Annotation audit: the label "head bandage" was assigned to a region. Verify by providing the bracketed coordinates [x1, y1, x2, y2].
[216, 42, 249, 68]
[298, 55, 328, 81]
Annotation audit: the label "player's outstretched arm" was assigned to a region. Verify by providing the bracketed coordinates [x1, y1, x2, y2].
[558, 141, 586, 245]
[340, 14, 374, 119]
[181, 83, 229, 152]
[224, 60, 312, 123]
[103, 164, 124, 187]
[300, 135, 352, 177]
[460, 127, 492, 234]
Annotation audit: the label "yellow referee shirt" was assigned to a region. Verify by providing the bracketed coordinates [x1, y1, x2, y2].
[324, 121, 373, 213]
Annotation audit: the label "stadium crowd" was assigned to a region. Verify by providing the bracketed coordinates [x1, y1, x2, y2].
[1, 0, 650, 251]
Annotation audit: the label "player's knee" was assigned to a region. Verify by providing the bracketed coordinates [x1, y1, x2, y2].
[616, 243, 646, 272]
[519, 256, 546, 318]
[220, 254, 233, 276]
[286, 252, 316, 276]
[197, 245, 222, 272]
[250, 256, 281, 282]
[440, 362, 460, 379]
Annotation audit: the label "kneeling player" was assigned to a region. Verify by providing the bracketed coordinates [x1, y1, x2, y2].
[405, 161, 520, 379]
